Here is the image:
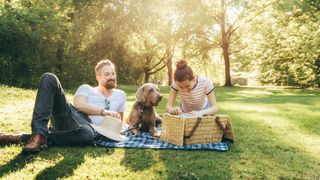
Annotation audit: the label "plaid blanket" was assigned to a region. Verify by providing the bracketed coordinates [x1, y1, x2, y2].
[93, 132, 229, 151]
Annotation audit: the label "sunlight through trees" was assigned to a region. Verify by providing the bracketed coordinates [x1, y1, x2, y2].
[0, 0, 319, 87]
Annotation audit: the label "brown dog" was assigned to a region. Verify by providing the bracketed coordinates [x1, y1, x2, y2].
[127, 83, 162, 136]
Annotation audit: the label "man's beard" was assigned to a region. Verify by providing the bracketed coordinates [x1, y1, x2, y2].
[103, 79, 116, 89]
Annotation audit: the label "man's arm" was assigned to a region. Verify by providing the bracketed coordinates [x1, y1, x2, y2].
[119, 112, 124, 121]
[73, 95, 121, 119]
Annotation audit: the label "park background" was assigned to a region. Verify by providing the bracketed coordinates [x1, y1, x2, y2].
[0, 0, 320, 179]
[0, 0, 319, 88]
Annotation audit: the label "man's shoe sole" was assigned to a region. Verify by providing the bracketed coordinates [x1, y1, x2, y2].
[22, 144, 47, 154]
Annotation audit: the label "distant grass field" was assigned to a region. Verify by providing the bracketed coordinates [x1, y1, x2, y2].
[0, 84, 319, 179]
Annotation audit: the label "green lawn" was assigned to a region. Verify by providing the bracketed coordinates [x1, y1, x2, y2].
[0, 85, 319, 179]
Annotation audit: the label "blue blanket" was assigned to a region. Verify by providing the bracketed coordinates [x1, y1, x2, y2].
[93, 132, 229, 151]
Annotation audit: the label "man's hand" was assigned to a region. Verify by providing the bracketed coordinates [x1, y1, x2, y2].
[169, 107, 183, 115]
[102, 110, 121, 119]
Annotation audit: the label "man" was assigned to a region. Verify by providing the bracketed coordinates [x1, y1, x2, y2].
[0, 59, 126, 153]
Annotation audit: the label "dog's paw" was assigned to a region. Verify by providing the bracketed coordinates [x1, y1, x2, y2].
[131, 129, 140, 136]
[154, 132, 160, 138]
[149, 127, 157, 136]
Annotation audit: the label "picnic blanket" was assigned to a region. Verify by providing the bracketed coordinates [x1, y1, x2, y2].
[93, 131, 229, 151]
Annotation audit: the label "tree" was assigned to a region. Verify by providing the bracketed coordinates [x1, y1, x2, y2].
[0, 0, 72, 87]
[123, 0, 180, 84]
[247, 0, 320, 86]
[194, 0, 269, 86]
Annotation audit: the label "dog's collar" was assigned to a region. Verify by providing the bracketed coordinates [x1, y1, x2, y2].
[138, 103, 145, 117]
[137, 102, 154, 117]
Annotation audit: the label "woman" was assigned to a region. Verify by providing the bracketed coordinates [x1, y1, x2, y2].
[165, 59, 218, 116]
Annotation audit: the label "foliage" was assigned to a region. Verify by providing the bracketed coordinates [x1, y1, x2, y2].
[0, 0, 72, 87]
[0, 0, 319, 87]
[236, 0, 320, 86]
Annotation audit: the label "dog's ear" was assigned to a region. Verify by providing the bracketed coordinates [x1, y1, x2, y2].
[153, 84, 159, 91]
[136, 85, 145, 102]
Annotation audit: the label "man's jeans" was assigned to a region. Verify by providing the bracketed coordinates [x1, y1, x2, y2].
[21, 73, 95, 146]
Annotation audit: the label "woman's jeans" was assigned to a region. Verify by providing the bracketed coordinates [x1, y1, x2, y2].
[21, 73, 95, 146]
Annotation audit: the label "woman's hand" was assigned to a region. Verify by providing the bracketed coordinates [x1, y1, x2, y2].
[169, 107, 183, 115]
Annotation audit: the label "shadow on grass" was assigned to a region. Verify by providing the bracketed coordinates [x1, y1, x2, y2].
[0, 150, 37, 178]
[235, 116, 319, 178]
[35, 148, 88, 180]
[157, 149, 233, 179]
[155, 109, 320, 179]
[0, 146, 104, 179]
[120, 149, 156, 172]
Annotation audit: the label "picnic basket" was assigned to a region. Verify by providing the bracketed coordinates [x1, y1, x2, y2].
[160, 113, 235, 146]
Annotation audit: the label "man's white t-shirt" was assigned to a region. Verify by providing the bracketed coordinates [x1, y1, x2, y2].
[74, 84, 126, 125]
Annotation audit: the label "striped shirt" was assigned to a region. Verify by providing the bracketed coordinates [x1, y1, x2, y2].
[171, 76, 214, 113]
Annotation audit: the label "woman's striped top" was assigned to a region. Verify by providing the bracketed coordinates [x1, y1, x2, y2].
[171, 76, 214, 113]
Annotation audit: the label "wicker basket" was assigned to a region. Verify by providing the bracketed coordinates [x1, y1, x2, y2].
[160, 113, 235, 146]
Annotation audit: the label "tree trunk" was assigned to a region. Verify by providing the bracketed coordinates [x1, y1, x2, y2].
[222, 43, 232, 86]
[167, 58, 173, 86]
[144, 56, 152, 84]
[315, 53, 320, 87]
[166, 49, 173, 86]
[56, 45, 64, 73]
[220, 0, 232, 86]
[144, 71, 150, 83]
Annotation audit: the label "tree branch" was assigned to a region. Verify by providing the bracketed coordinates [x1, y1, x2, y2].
[195, 33, 221, 48]
[149, 63, 167, 75]
[229, 44, 248, 55]
[228, 34, 242, 45]
[227, 26, 240, 41]
[150, 50, 168, 70]
[197, 0, 220, 23]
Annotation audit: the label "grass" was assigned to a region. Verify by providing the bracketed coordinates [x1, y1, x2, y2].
[0, 84, 320, 179]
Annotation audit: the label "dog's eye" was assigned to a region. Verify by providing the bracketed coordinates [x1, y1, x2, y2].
[149, 88, 154, 92]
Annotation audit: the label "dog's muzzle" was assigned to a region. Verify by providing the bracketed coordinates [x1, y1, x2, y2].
[151, 95, 162, 106]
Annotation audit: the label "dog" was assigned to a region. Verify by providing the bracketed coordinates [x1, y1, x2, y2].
[127, 83, 162, 136]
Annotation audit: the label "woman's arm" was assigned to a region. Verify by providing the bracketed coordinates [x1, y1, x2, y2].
[190, 92, 218, 116]
[165, 88, 182, 114]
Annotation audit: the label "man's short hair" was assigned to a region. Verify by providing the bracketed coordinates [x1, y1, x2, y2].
[95, 59, 115, 75]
